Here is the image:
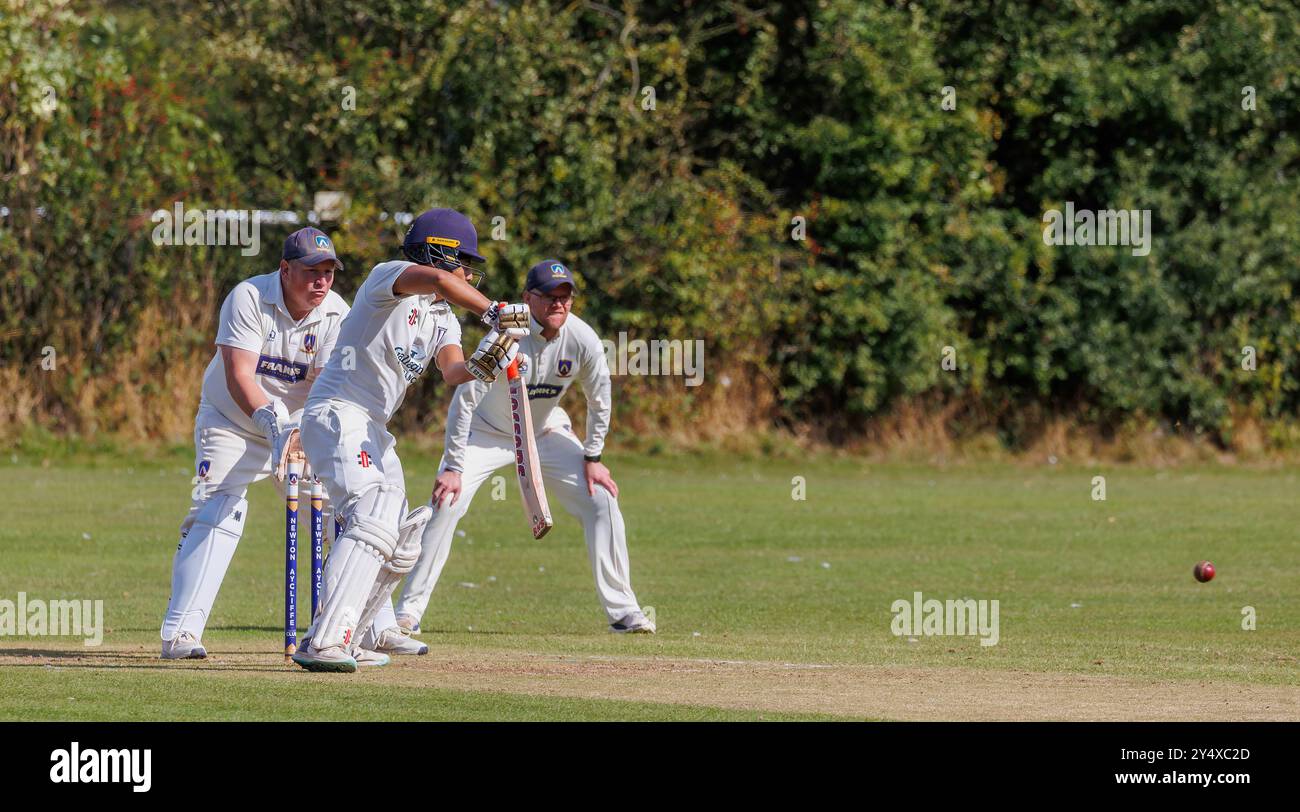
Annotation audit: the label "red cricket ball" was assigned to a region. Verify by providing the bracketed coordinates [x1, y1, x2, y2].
[1193, 560, 1216, 583]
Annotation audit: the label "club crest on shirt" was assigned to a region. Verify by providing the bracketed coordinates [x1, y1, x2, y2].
[557, 358, 573, 377]
[303, 333, 317, 354]
[197, 460, 211, 479]
[518, 354, 530, 376]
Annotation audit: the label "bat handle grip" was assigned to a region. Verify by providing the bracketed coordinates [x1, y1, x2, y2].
[506, 357, 520, 381]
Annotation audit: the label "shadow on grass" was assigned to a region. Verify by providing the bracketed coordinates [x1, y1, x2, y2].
[113, 625, 282, 634]
[0, 647, 302, 675]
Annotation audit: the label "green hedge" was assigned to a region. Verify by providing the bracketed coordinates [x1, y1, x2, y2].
[2, 0, 1298, 446]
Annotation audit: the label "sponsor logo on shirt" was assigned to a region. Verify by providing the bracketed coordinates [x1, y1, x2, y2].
[256, 355, 308, 383]
[394, 346, 426, 383]
[528, 383, 563, 399]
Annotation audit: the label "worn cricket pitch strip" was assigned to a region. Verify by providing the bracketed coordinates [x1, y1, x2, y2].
[3, 644, 1296, 721]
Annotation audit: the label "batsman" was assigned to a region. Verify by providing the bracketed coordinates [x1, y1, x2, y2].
[394, 260, 654, 636]
[292, 208, 529, 673]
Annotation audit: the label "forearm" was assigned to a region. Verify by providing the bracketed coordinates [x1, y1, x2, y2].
[582, 376, 612, 456]
[441, 362, 476, 387]
[221, 349, 270, 417]
[435, 271, 493, 314]
[442, 386, 478, 473]
[394, 265, 492, 314]
[230, 375, 270, 417]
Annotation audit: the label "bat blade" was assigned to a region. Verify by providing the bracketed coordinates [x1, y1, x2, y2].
[507, 357, 553, 539]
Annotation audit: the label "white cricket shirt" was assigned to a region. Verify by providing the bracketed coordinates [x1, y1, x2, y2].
[442, 312, 611, 470]
[307, 260, 463, 424]
[199, 271, 349, 434]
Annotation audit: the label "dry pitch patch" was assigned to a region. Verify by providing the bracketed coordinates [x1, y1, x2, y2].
[3, 643, 1296, 721]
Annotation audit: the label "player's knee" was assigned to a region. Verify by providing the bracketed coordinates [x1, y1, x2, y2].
[182, 493, 248, 543]
[390, 507, 432, 575]
[340, 483, 406, 559]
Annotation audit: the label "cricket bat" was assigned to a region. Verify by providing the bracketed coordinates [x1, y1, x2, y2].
[506, 357, 553, 539]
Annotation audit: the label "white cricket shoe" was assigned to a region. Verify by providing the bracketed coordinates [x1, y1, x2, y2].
[609, 611, 656, 634]
[161, 631, 207, 659]
[396, 614, 421, 635]
[351, 647, 391, 668]
[291, 642, 358, 673]
[372, 626, 429, 655]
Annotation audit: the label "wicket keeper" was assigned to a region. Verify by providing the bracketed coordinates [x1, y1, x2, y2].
[160, 228, 348, 659]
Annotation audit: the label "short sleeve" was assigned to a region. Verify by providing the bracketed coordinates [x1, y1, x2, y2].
[434, 310, 463, 355]
[314, 299, 350, 369]
[214, 283, 265, 353]
[360, 261, 413, 309]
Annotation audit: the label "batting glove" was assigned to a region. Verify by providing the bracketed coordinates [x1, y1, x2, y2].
[481, 302, 530, 333]
[467, 329, 520, 384]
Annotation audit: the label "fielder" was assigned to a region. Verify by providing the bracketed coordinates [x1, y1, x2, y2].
[161, 228, 348, 659]
[394, 260, 655, 635]
[292, 207, 529, 673]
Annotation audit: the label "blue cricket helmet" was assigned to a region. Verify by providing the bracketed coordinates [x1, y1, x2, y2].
[401, 208, 488, 287]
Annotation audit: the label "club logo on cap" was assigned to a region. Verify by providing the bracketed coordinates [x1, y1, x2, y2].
[314, 235, 331, 250]
[551, 264, 566, 276]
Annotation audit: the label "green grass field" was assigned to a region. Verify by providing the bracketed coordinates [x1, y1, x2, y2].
[2, 446, 1297, 720]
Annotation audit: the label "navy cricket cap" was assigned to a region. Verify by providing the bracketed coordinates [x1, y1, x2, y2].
[525, 259, 575, 293]
[282, 227, 343, 270]
[403, 208, 485, 262]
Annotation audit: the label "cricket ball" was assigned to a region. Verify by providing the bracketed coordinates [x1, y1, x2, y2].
[1193, 560, 1215, 583]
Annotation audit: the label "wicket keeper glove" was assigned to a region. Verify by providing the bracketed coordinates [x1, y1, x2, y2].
[467, 329, 521, 384]
[252, 400, 298, 482]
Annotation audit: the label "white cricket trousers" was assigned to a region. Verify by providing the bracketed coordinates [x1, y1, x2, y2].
[161, 405, 333, 640]
[395, 424, 642, 626]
